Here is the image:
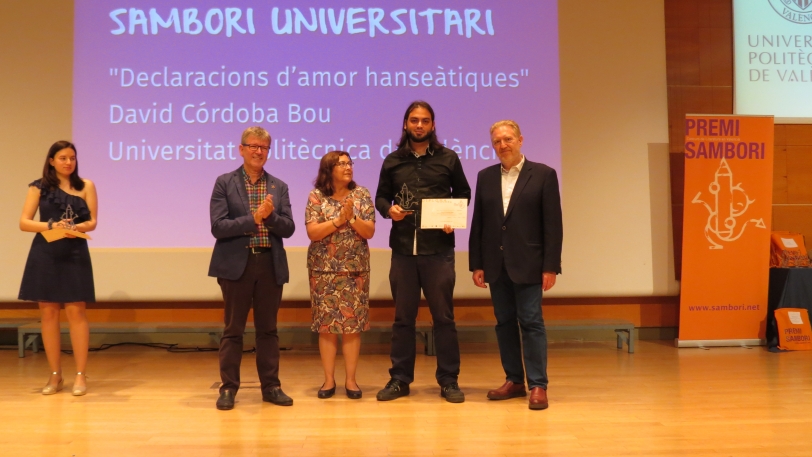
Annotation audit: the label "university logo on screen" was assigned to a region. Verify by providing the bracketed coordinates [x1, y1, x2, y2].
[768, 0, 812, 24]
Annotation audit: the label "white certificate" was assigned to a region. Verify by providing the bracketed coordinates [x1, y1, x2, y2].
[420, 199, 467, 229]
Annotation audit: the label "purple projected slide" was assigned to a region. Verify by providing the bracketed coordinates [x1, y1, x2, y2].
[73, 0, 559, 248]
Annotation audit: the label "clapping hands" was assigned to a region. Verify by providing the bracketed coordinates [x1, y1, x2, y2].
[254, 194, 274, 224]
[340, 198, 355, 223]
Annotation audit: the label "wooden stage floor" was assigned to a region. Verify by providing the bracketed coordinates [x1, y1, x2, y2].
[1, 340, 810, 456]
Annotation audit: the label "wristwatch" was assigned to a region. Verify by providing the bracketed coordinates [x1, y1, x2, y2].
[349, 215, 357, 224]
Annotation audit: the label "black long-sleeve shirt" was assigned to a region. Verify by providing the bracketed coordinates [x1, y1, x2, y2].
[375, 146, 471, 255]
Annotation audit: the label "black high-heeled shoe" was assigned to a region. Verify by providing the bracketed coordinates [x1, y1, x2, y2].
[345, 386, 362, 399]
[317, 384, 336, 399]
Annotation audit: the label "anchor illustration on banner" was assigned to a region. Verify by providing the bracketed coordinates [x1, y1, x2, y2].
[691, 158, 765, 249]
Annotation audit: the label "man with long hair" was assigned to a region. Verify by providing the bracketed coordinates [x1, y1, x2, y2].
[374, 101, 471, 403]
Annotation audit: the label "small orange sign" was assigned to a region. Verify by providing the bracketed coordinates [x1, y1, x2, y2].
[679, 115, 774, 343]
[775, 308, 812, 351]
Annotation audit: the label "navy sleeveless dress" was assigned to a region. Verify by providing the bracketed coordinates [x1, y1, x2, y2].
[18, 180, 95, 303]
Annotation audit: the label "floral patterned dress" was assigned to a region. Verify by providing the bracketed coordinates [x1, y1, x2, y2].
[306, 186, 375, 333]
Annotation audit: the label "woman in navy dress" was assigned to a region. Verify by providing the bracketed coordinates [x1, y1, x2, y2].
[19, 141, 98, 396]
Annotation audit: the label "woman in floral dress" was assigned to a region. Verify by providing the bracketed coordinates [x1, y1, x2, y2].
[305, 151, 375, 399]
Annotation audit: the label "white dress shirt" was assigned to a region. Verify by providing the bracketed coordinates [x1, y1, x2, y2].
[501, 155, 525, 215]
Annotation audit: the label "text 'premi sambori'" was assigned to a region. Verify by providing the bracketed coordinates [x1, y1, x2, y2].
[685, 118, 765, 160]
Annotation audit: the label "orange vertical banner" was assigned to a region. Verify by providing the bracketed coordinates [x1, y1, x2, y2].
[678, 115, 774, 347]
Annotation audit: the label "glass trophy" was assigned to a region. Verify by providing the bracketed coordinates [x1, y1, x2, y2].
[394, 183, 417, 211]
[41, 204, 88, 242]
[60, 205, 78, 231]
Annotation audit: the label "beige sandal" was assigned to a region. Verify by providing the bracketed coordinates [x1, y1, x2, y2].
[42, 371, 63, 395]
[72, 372, 88, 396]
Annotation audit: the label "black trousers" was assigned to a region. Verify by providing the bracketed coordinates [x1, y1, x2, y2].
[218, 251, 283, 395]
[388, 250, 460, 386]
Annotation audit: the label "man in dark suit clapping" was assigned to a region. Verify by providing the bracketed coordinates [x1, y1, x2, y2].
[208, 126, 295, 410]
[469, 120, 563, 410]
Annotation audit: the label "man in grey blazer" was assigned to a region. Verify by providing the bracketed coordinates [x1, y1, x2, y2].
[209, 126, 295, 410]
[469, 120, 563, 410]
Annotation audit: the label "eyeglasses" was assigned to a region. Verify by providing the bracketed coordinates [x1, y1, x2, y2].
[335, 160, 354, 169]
[242, 143, 270, 153]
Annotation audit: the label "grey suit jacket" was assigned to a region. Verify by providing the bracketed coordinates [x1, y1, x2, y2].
[207, 166, 295, 284]
[469, 159, 563, 284]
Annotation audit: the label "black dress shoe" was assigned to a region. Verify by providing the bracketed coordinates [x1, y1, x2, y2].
[376, 378, 410, 401]
[345, 386, 362, 399]
[262, 386, 293, 406]
[216, 390, 235, 410]
[317, 384, 336, 399]
[440, 382, 465, 403]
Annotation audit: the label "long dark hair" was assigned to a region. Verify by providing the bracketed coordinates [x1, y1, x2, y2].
[41, 141, 85, 191]
[396, 100, 445, 152]
[314, 151, 356, 197]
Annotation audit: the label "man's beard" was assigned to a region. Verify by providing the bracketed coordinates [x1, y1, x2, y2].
[407, 130, 431, 144]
